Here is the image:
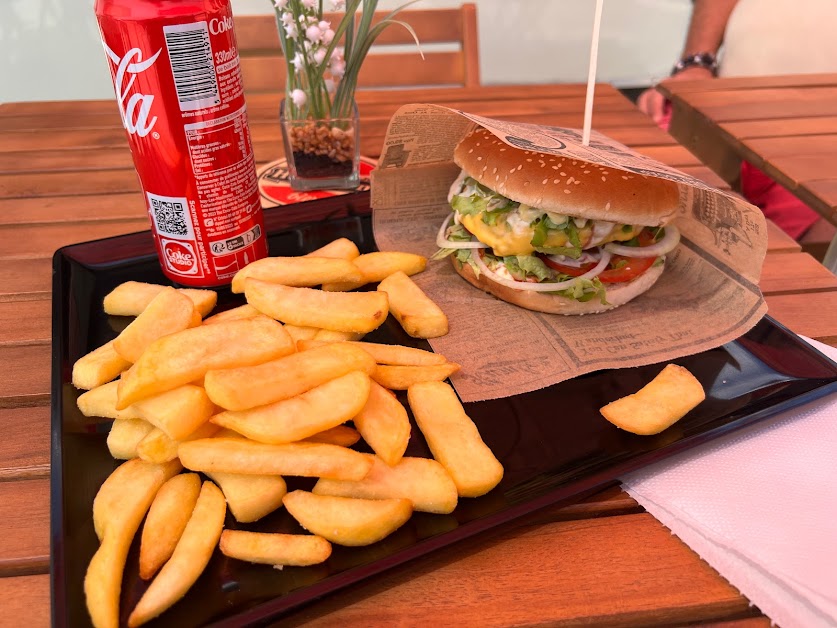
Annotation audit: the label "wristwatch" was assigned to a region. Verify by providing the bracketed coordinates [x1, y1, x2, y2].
[671, 52, 719, 76]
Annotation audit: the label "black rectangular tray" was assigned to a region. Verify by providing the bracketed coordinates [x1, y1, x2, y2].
[51, 192, 837, 627]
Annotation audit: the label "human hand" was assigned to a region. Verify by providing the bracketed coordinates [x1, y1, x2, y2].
[637, 66, 715, 125]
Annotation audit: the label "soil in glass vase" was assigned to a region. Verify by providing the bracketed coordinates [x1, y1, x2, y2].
[280, 100, 360, 191]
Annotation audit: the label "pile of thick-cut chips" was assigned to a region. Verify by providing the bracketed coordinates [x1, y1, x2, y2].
[73, 238, 504, 628]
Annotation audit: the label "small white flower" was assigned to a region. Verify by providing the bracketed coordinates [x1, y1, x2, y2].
[291, 89, 307, 107]
[313, 48, 327, 65]
[291, 51, 305, 71]
[321, 28, 335, 45]
[331, 0, 345, 9]
[318, 20, 331, 31]
[284, 22, 298, 38]
[330, 59, 346, 78]
[273, 0, 288, 8]
[305, 25, 322, 43]
[302, 0, 317, 8]
[281, 12, 294, 26]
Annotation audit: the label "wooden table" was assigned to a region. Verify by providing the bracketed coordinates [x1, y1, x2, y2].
[659, 72, 837, 268]
[2, 84, 837, 627]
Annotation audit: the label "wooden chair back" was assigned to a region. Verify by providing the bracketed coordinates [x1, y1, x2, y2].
[233, 3, 480, 93]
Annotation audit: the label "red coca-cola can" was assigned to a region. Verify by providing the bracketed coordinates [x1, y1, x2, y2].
[95, 0, 267, 287]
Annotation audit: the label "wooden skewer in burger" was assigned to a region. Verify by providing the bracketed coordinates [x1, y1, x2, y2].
[433, 127, 682, 315]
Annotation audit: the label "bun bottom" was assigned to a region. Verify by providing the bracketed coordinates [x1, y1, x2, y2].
[452, 256, 666, 315]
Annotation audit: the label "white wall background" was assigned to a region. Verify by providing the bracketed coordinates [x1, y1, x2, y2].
[0, 0, 691, 104]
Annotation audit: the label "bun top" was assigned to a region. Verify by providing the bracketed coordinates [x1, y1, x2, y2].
[453, 126, 680, 226]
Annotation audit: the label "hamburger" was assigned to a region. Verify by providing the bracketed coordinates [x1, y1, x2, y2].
[433, 127, 682, 315]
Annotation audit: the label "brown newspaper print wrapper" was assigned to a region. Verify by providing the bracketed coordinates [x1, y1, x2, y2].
[371, 104, 767, 403]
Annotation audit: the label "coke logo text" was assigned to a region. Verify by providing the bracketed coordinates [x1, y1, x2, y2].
[163, 241, 198, 274]
[103, 43, 161, 137]
[209, 16, 233, 34]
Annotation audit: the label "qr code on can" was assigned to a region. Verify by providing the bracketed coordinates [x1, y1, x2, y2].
[147, 193, 194, 240]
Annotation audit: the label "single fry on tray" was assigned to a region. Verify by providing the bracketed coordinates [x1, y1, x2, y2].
[72, 340, 132, 390]
[136, 422, 220, 465]
[321, 251, 427, 292]
[599, 364, 706, 435]
[298, 339, 447, 367]
[139, 473, 202, 580]
[314, 454, 458, 515]
[283, 323, 320, 344]
[283, 490, 412, 547]
[202, 303, 261, 325]
[408, 381, 504, 498]
[220, 530, 332, 567]
[178, 438, 373, 481]
[353, 380, 410, 466]
[78, 381, 142, 420]
[206, 471, 287, 523]
[131, 384, 215, 441]
[372, 363, 460, 390]
[231, 256, 363, 293]
[127, 481, 226, 627]
[103, 281, 217, 318]
[204, 342, 375, 411]
[244, 278, 388, 333]
[86, 459, 181, 628]
[112, 287, 199, 362]
[303, 237, 360, 260]
[116, 317, 294, 409]
[211, 371, 371, 444]
[107, 419, 155, 460]
[377, 271, 448, 338]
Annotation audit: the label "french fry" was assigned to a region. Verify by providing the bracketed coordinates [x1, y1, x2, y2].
[303, 237, 360, 260]
[131, 384, 215, 441]
[139, 473, 202, 580]
[372, 363, 460, 390]
[312, 329, 366, 341]
[202, 304, 261, 325]
[377, 271, 448, 339]
[599, 364, 706, 435]
[219, 530, 331, 567]
[305, 424, 361, 447]
[408, 381, 504, 498]
[283, 324, 320, 344]
[314, 454, 458, 514]
[205, 471, 287, 523]
[204, 342, 376, 411]
[116, 317, 294, 409]
[321, 251, 427, 292]
[283, 490, 412, 547]
[77, 381, 142, 420]
[136, 422, 220, 464]
[245, 278, 388, 333]
[107, 419, 155, 460]
[103, 281, 217, 318]
[127, 482, 226, 627]
[353, 380, 410, 466]
[113, 287, 200, 362]
[178, 438, 372, 480]
[86, 459, 181, 628]
[212, 371, 371, 444]
[298, 339, 447, 367]
[72, 340, 132, 390]
[231, 257, 363, 293]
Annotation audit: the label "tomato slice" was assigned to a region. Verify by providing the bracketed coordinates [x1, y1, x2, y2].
[540, 254, 656, 283]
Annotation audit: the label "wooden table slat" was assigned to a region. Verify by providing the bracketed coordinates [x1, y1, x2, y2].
[0, 344, 51, 408]
[0, 574, 50, 627]
[0, 407, 51, 481]
[0, 479, 49, 576]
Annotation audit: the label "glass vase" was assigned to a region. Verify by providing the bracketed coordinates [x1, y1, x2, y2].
[279, 99, 360, 191]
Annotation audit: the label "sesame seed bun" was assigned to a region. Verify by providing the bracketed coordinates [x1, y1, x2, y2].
[453, 126, 680, 226]
[452, 255, 667, 315]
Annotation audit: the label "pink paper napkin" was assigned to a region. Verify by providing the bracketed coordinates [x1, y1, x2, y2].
[621, 337, 837, 628]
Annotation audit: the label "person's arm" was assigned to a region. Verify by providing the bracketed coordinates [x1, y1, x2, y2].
[638, 0, 740, 124]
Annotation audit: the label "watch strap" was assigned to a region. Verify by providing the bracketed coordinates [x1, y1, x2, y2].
[671, 52, 719, 76]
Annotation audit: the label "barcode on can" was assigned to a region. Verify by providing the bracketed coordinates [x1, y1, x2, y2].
[147, 192, 195, 240]
[162, 22, 220, 112]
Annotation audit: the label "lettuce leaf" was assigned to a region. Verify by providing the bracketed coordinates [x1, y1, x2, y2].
[503, 255, 553, 282]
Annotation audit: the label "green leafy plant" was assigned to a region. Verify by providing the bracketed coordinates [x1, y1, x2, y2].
[272, 0, 423, 120]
